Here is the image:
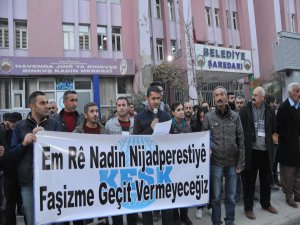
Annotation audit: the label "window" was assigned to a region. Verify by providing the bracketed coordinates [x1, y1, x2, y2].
[175, 89, 183, 102]
[111, 0, 120, 3]
[156, 39, 164, 61]
[168, 0, 175, 21]
[0, 20, 9, 48]
[155, 0, 162, 19]
[63, 24, 75, 50]
[226, 10, 230, 28]
[97, 26, 107, 50]
[205, 7, 211, 26]
[215, 9, 220, 27]
[291, 14, 296, 32]
[171, 39, 177, 55]
[112, 27, 122, 51]
[79, 25, 90, 50]
[232, 12, 238, 30]
[15, 21, 27, 49]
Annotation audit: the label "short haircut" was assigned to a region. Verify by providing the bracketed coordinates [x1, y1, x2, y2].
[265, 95, 276, 105]
[63, 90, 77, 101]
[227, 91, 235, 96]
[49, 100, 57, 105]
[201, 100, 210, 107]
[84, 102, 97, 113]
[146, 86, 161, 97]
[170, 102, 182, 112]
[116, 96, 129, 105]
[150, 81, 163, 88]
[29, 91, 46, 105]
[287, 82, 300, 94]
[213, 86, 227, 97]
[236, 96, 245, 101]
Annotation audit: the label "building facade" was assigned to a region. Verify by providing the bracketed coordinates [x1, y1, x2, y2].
[0, 0, 300, 114]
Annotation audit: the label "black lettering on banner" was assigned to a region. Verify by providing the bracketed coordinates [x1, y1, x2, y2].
[42, 146, 64, 170]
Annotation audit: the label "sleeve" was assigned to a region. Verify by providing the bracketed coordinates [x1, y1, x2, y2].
[8, 123, 29, 164]
[133, 116, 153, 135]
[236, 116, 245, 171]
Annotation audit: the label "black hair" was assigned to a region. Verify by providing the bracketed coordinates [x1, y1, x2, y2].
[63, 90, 77, 101]
[146, 86, 161, 97]
[117, 97, 129, 105]
[83, 102, 97, 114]
[29, 91, 46, 105]
[170, 102, 182, 112]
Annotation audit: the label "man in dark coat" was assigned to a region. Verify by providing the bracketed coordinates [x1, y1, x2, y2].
[276, 82, 300, 208]
[239, 87, 278, 220]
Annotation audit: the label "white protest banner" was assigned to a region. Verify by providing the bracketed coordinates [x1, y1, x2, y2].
[34, 131, 210, 224]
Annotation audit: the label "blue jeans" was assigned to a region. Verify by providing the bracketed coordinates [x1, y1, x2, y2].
[21, 186, 34, 225]
[211, 165, 237, 225]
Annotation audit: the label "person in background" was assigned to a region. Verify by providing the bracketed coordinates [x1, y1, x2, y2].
[1, 112, 25, 225]
[227, 91, 236, 111]
[191, 107, 209, 219]
[239, 87, 278, 220]
[48, 101, 58, 119]
[201, 101, 210, 112]
[265, 95, 281, 190]
[170, 102, 193, 225]
[235, 96, 245, 112]
[183, 102, 195, 127]
[128, 103, 137, 118]
[276, 82, 300, 208]
[202, 86, 245, 225]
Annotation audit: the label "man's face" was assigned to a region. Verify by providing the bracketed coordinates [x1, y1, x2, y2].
[117, 99, 129, 117]
[147, 91, 161, 110]
[48, 102, 58, 115]
[290, 86, 300, 103]
[85, 105, 99, 125]
[235, 98, 245, 111]
[7, 121, 17, 130]
[228, 95, 235, 103]
[31, 95, 49, 118]
[184, 102, 193, 117]
[64, 94, 78, 112]
[214, 88, 227, 110]
[252, 88, 264, 106]
[157, 86, 164, 97]
[129, 104, 135, 114]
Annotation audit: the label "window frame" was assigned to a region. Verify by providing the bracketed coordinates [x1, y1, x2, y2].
[168, 0, 175, 21]
[232, 11, 238, 30]
[215, 8, 220, 27]
[170, 39, 177, 55]
[15, 21, 28, 49]
[97, 26, 108, 51]
[205, 7, 212, 26]
[63, 24, 75, 50]
[155, 0, 162, 19]
[79, 25, 90, 50]
[112, 27, 122, 52]
[0, 20, 9, 48]
[156, 39, 164, 61]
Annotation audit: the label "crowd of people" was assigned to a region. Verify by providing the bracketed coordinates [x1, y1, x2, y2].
[0, 81, 300, 225]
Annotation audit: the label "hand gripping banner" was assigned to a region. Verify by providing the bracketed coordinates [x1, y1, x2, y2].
[34, 131, 210, 224]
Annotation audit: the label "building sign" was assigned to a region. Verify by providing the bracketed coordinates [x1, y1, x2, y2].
[195, 44, 253, 74]
[0, 57, 135, 76]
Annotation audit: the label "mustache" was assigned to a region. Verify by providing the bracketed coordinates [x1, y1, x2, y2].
[252, 98, 256, 102]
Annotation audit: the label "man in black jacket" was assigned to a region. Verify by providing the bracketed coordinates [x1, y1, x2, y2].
[9, 91, 59, 225]
[276, 82, 300, 208]
[239, 87, 278, 220]
[133, 86, 173, 225]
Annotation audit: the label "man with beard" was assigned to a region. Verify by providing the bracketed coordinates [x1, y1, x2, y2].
[48, 101, 58, 119]
[183, 102, 195, 127]
[133, 86, 172, 225]
[202, 86, 245, 225]
[73, 102, 108, 225]
[227, 92, 236, 111]
[55, 90, 82, 132]
[9, 91, 59, 225]
[239, 87, 278, 220]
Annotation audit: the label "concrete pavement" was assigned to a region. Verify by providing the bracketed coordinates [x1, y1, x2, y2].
[16, 187, 300, 225]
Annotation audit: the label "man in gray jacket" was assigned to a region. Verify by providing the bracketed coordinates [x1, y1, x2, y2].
[202, 86, 245, 225]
